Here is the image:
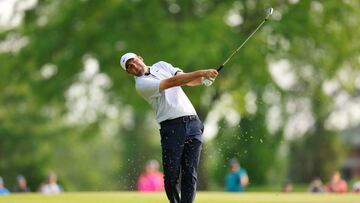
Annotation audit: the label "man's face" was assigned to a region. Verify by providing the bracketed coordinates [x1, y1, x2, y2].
[331, 172, 341, 182]
[230, 163, 240, 172]
[49, 174, 57, 184]
[18, 179, 27, 188]
[125, 56, 146, 76]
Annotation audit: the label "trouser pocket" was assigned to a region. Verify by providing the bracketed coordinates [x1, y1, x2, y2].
[185, 119, 204, 141]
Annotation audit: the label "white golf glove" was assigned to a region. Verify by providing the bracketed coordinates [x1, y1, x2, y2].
[202, 77, 215, 86]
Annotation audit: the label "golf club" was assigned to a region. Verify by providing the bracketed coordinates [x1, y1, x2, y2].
[203, 7, 274, 86]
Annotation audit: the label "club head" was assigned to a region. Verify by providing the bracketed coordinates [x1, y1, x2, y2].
[265, 7, 274, 20]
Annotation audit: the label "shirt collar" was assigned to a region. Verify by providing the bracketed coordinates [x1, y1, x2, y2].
[145, 66, 151, 76]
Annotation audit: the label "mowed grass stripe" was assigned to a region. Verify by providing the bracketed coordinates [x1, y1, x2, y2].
[0, 192, 359, 203]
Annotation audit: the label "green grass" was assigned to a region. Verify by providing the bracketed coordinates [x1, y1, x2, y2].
[0, 192, 359, 203]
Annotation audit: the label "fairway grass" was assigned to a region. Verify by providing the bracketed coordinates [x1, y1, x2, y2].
[1, 192, 359, 203]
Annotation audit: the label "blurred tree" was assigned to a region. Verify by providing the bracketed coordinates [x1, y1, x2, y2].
[272, 0, 359, 182]
[0, 79, 59, 189]
[210, 97, 283, 186]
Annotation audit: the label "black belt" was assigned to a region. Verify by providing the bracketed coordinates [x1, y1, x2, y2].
[160, 115, 198, 127]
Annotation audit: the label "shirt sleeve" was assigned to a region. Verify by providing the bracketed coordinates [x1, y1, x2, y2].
[136, 78, 161, 99]
[160, 61, 183, 76]
[239, 169, 247, 177]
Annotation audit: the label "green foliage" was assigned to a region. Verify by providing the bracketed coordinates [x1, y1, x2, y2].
[289, 125, 345, 183]
[209, 97, 282, 186]
[117, 114, 162, 190]
[0, 84, 57, 190]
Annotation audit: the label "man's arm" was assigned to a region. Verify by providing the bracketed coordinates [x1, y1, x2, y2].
[240, 170, 249, 187]
[159, 69, 217, 91]
[240, 174, 249, 187]
[175, 72, 204, 86]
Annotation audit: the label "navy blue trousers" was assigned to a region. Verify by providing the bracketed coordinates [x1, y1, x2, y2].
[160, 115, 204, 203]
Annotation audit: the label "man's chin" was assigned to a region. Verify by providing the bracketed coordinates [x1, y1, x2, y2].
[135, 71, 144, 77]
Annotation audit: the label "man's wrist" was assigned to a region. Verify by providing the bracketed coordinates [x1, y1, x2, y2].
[199, 70, 207, 77]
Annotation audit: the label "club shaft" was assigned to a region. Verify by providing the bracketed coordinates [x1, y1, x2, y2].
[220, 19, 267, 70]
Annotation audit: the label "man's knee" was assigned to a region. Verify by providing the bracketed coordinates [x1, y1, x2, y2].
[164, 174, 179, 186]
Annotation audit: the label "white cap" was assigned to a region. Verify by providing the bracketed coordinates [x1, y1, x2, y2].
[120, 52, 137, 70]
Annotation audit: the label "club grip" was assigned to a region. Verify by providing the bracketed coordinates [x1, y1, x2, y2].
[217, 65, 224, 72]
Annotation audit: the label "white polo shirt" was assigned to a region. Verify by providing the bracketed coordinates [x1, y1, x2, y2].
[135, 61, 197, 123]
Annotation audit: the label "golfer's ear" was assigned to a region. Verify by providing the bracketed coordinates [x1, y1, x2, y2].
[138, 56, 144, 61]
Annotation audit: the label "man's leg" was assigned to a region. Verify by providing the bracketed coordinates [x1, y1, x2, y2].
[180, 138, 202, 203]
[180, 118, 203, 203]
[160, 124, 186, 203]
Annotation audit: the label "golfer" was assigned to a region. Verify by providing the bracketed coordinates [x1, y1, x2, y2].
[120, 53, 218, 203]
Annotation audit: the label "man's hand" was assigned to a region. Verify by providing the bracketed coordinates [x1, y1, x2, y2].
[201, 69, 218, 79]
[201, 69, 218, 86]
